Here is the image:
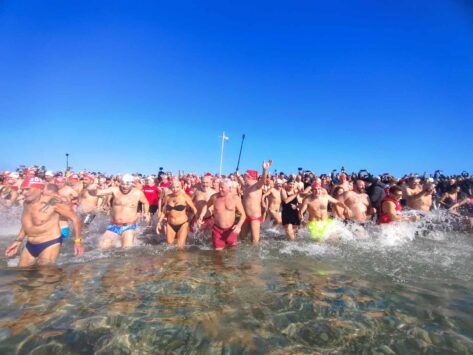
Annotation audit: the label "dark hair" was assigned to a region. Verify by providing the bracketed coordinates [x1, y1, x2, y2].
[389, 185, 403, 195]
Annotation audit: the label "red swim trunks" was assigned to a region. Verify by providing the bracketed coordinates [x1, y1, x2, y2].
[212, 224, 238, 250]
[245, 216, 263, 223]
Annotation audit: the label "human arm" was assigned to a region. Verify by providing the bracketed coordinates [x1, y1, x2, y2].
[55, 203, 84, 256]
[138, 191, 150, 222]
[448, 197, 469, 212]
[281, 188, 298, 204]
[328, 195, 351, 218]
[232, 197, 246, 234]
[299, 197, 309, 221]
[5, 227, 26, 257]
[157, 196, 168, 225]
[382, 201, 418, 222]
[256, 160, 272, 189]
[185, 194, 198, 216]
[93, 186, 116, 197]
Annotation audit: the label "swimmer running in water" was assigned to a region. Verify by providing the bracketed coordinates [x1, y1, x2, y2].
[94, 174, 150, 249]
[196, 179, 246, 250]
[299, 182, 349, 240]
[379, 186, 420, 224]
[238, 160, 272, 244]
[158, 179, 197, 249]
[5, 177, 83, 266]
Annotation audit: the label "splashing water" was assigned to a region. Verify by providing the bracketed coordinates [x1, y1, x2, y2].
[0, 211, 472, 353]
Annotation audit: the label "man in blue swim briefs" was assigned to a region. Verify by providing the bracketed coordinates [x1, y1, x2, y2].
[5, 177, 83, 266]
[94, 174, 150, 249]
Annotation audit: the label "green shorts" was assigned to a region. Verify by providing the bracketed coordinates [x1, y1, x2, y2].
[307, 218, 334, 240]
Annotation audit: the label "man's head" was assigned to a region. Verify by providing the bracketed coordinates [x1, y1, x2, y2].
[119, 174, 135, 194]
[21, 177, 45, 202]
[54, 176, 66, 188]
[311, 181, 322, 197]
[408, 177, 420, 188]
[389, 185, 403, 200]
[212, 177, 221, 190]
[147, 176, 156, 186]
[244, 170, 258, 183]
[44, 171, 54, 182]
[354, 180, 366, 193]
[218, 179, 233, 196]
[202, 175, 212, 189]
[68, 174, 80, 184]
[275, 179, 283, 189]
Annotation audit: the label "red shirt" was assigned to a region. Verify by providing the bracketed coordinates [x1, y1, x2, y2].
[142, 184, 159, 206]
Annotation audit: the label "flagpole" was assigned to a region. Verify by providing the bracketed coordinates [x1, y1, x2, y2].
[235, 134, 246, 172]
[219, 131, 225, 176]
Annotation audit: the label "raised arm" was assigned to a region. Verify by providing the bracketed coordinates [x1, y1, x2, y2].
[256, 160, 272, 189]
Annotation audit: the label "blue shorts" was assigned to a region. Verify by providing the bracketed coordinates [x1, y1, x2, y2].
[106, 223, 137, 235]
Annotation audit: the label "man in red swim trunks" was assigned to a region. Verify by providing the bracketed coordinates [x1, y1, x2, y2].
[197, 179, 246, 250]
[238, 160, 272, 244]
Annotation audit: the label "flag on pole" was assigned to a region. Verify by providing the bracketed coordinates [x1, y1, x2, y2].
[223, 133, 229, 141]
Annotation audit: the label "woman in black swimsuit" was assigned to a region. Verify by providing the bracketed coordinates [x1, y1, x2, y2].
[158, 180, 197, 249]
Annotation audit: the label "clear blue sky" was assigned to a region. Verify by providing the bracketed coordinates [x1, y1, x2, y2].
[0, 0, 472, 176]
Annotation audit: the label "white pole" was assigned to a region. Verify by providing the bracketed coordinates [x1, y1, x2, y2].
[219, 131, 225, 176]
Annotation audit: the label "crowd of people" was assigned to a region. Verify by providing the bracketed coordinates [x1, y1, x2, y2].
[1, 163, 472, 267]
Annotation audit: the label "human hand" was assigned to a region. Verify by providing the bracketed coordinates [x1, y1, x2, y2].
[232, 225, 242, 234]
[74, 241, 85, 256]
[5, 241, 20, 257]
[263, 160, 273, 170]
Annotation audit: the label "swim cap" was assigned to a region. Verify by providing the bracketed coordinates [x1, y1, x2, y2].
[340, 173, 347, 182]
[245, 170, 258, 180]
[21, 177, 45, 189]
[45, 170, 54, 177]
[204, 172, 213, 177]
[83, 174, 94, 182]
[68, 174, 79, 182]
[121, 174, 135, 185]
[312, 181, 321, 189]
[54, 176, 65, 184]
[276, 179, 283, 185]
[9, 172, 19, 179]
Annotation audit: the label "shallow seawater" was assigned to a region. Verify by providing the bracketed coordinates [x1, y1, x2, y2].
[0, 211, 472, 354]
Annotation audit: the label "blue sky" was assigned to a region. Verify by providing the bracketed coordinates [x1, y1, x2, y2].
[0, 0, 472, 176]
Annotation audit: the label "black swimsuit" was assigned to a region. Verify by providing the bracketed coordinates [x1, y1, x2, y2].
[167, 204, 187, 233]
[282, 194, 300, 226]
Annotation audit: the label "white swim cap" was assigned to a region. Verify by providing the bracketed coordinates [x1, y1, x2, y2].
[120, 174, 135, 185]
[45, 170, 54, 177]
